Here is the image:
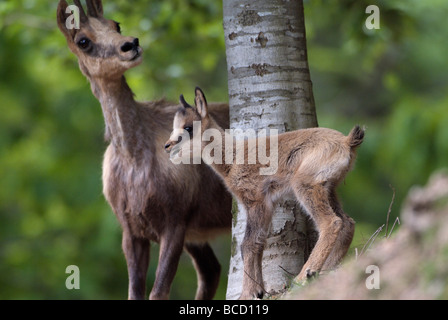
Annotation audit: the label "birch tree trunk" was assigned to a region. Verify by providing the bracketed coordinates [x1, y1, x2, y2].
[223, 0, 319, 299]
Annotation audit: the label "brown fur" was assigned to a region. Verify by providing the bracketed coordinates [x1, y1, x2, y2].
[57, 1, 232, 300]
[165, 88, 364, 299]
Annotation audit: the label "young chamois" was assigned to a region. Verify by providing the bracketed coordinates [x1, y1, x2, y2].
[165, 88, 364, 300]
[57, 0, 232, 300]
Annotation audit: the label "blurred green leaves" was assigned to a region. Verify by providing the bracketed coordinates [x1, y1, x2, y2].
[305, 0, 448, 230]
[1, 0, 447, 299]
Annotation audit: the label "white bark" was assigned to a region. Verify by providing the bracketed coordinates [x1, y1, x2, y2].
[224, 0, 318, 300]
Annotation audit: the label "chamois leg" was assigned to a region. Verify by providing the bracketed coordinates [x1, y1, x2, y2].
[184, 242, 221, 300]
[321, 189, 355, 271]
[293, 182, 342, 283]
[239, 205, 272, 300]
[122, 230, 150, 300]
[149, 226, 186, 300]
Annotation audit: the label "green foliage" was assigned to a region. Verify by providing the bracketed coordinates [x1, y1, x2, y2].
[1, 0, 447, 299]
[305, 0, 448, 232]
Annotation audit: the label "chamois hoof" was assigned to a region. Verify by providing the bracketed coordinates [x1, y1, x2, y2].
[294, 268, 320, 286]
[306, 268, 318, 279]
[239, 290, 264, 300]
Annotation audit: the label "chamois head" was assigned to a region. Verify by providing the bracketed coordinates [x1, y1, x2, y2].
[164, 87, 209, 154]
[57, 0, 142, 79]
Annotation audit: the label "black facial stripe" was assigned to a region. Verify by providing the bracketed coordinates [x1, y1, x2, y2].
[83, 43, 117, 58]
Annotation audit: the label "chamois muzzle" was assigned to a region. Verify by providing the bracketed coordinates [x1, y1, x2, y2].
[164, 142, 172, 152]
[121, 38, 139, 53]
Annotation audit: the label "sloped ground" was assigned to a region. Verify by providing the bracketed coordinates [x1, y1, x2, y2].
[287, 171, 448, 300]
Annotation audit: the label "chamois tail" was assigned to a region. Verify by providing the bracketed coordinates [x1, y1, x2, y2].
[347, 125, 365, 149]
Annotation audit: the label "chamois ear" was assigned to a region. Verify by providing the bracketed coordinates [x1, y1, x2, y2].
[57, 0, 73, 40]
[57, 0, 87, 41]
[194, 87, 208, 119]
[73, 0, 88, 23]
[179, 94, 193, 109]
[86, 0, 103, 18]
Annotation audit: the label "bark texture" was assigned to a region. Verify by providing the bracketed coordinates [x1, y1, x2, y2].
[224, 0, 319, 299]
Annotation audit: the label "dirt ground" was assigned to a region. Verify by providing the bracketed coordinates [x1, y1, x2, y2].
[286, 170, 448, 300]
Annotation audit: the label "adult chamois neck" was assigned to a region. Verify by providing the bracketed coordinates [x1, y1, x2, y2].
[89, 75, 144, 159]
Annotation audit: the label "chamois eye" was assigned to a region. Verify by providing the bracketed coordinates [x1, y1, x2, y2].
[77, 38, 90, 50]
[116, 22, 121, 33]
[184, 126, 193, 133]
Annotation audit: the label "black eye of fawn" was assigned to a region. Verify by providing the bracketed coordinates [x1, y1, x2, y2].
[78, 38, 90, 49]
[184, 126, 193, 133]
[116, 22, 121, 33]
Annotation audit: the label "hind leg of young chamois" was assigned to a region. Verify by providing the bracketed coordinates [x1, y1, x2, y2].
[239, 204, 273, 300]
[293, 181, 343, 283]
[321, 189, 355, 271]
[122, 229, 150, 300]
[149, 226, 186, 300]
[184, 242, 221, 300]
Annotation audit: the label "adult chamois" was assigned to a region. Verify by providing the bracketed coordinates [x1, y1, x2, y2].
[57, 0, 232, 299]
[165, 88, 364, 299]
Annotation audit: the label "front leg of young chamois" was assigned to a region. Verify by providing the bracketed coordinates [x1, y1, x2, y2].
[239, 204, 273, 300]
[293, 180, 343, 282]
[149, 226, 186, 300]
[185, 243, 222, 300]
